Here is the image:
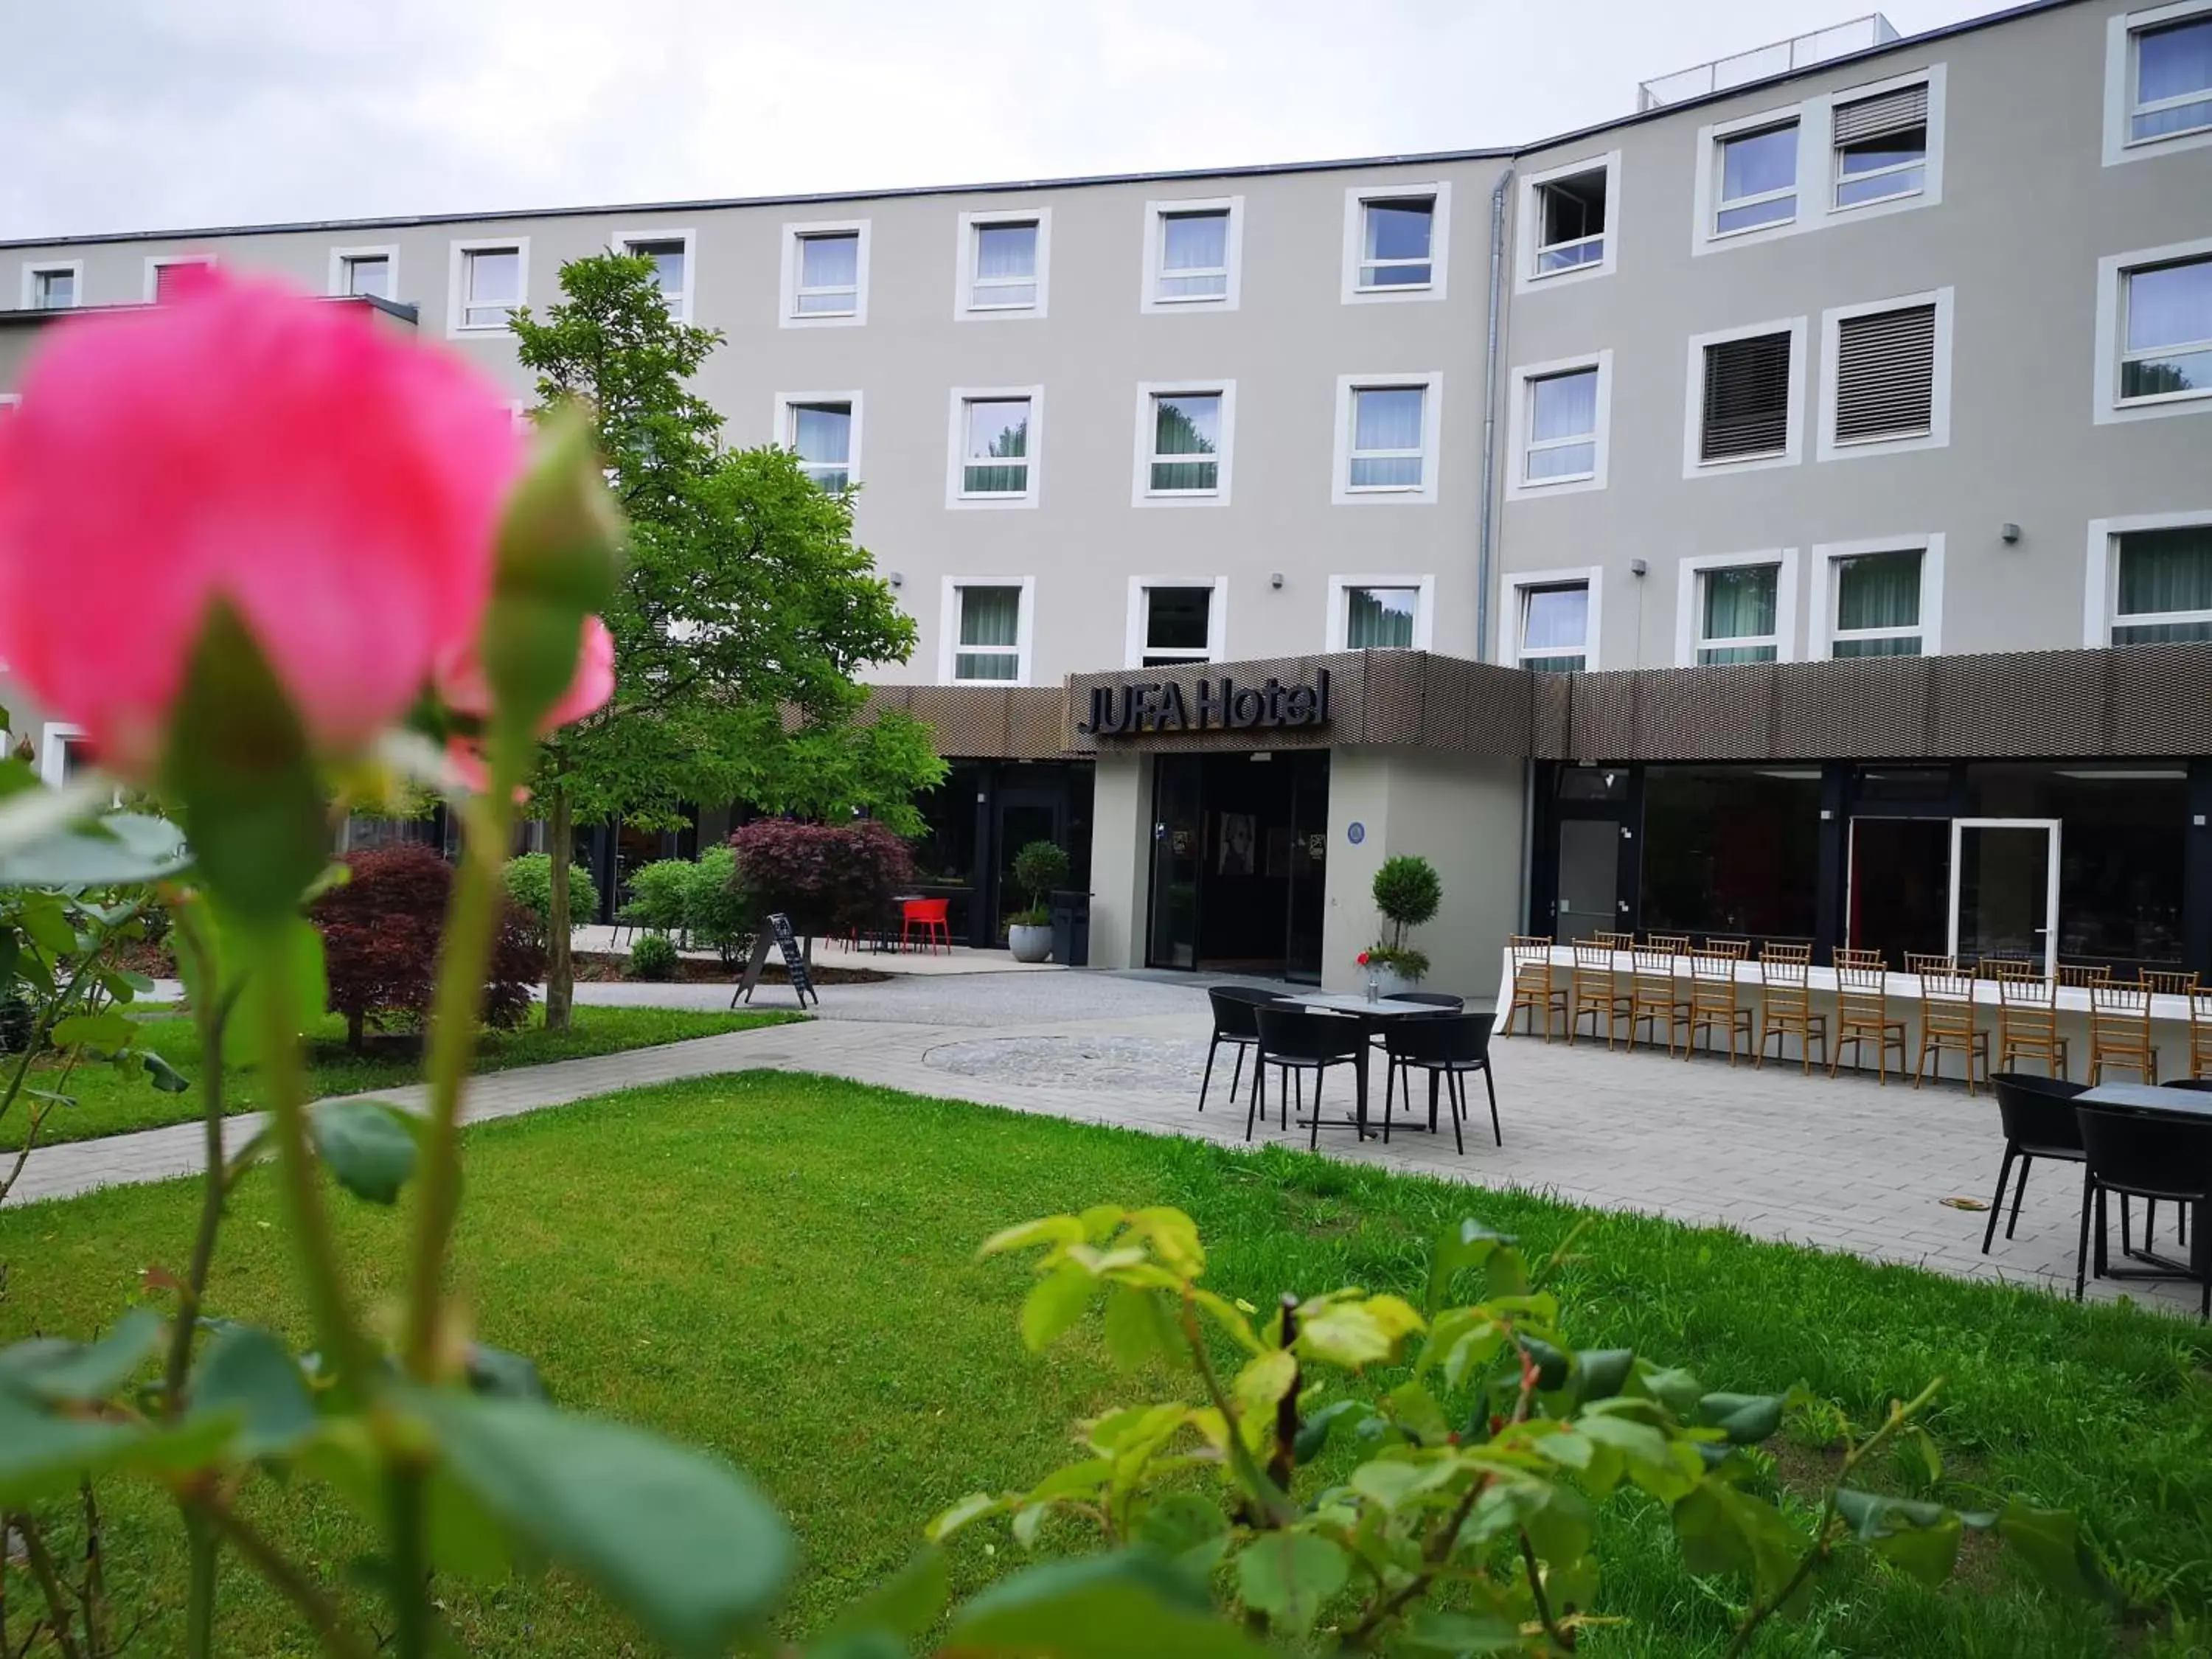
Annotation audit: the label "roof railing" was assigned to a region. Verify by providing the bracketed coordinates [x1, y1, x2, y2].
[1637, 13, 1902, 110]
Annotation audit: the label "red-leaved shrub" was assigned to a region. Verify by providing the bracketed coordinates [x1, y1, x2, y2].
[728, 819, 915, 938]
[314, 845, 544, 1051]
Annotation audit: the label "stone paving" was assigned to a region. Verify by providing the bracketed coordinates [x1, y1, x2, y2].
[8, 968, 2199, 1316]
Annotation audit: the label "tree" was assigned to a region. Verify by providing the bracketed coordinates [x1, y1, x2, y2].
[509, 253, 939, 1027]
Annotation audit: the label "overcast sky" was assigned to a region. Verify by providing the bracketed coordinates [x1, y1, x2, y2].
[2, 0, 2003, 240]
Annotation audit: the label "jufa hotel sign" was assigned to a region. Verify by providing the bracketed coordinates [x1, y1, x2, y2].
[1078, 669, 1332, 737]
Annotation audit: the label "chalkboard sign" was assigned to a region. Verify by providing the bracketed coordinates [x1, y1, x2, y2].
[733, 911, 818, 1009]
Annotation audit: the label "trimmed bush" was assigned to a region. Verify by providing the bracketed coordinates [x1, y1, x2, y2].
[729, 819, 914, 939]
[1008, 840, 1070, 928]
[684, 844, 758, 965]
[625, 931, 680, 980]
[1368, 855, 1443, 984]
[318, 846, 542, 1051]
[503, 852, 601, 949]
[621, 858, 695, 937]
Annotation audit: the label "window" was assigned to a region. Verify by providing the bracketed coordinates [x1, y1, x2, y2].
[1714, 122, 1798, 234]
[1832, 83, 1929, 207]
[1695, 565, 1781, 663]
[782, 397, 856, 491]
[1524, 368, 1598, 483]
[1829, 550, 1924, 658]
[948, 584, 1026, 683]
[451, 242, 526, 333]
[1333, 375, 1442, 504]
[40, 724, 92, 787]
[1141, 197, 1241, 311]
[1833, 302, 1936, 441]
[24, 263, 79, 309]
[970, 218, 1038, 310]
[1518, 582, 1591, 673]
[782, 221, 868, 326]
[1346, 586, 1419, 648]
[616, 232, 694, 319]
[2112, 525, 2212, 642]
[1341, 184, 1449, 301]
[948, 390, 1040, 506]
[145, 257, 213, 302]
[1144, 390, 1222, 495]
[2131, 10, 2212, 143]
[2122, 256, 2212, 402]
[1136, 585, 1217, 667]
[341, 254, 391, 299]
[1698, 330, 1794, 463]
[1517, 154, 1618, 290]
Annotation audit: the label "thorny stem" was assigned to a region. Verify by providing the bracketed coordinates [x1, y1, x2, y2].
[1267, 1296, 1300, 1495]
[1721, 1378, 1946, 1659]
[162, 908, 234, 1412]
[198, 1503, 375, 1659]
[1177, 1292, 1297, 1528]
[16, 1520, 84, 1659]
[1520, 1530, 1574, 1652]
[77, 1482, 105, 1659]
[0, 926, 119, 1206]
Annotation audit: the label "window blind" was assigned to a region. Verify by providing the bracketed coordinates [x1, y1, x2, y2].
[1831, 83, 1928, 145]
[1701, 333, 1792, 461]
[1834, 304, 1936, 442]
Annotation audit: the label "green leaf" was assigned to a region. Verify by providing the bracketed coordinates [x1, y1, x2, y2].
[1295, 1295, 1423, 1370]
[307, 1099, 419, 1204]
[416, 1390, 792, 1658]
[0, 1309, 163, 1404]
[142, 1052, 193, 1093]
[1673, 1481, 1804, 1605]
[189, 1324, 316, 1458]
[1426, 1218, 1515, 1315]
[0, 811, 191, 888]
[980, 1216, 1085, 1258]
[50, 1008, 136, 1051]
[1870, 1510, 1963, 1586]
[1994, 1499, 2096, 1599]
[1697, 1392, 1786, 1445]
[161, 602, 329, 927]
[1396, 1607, 1525, 1652]
[1232, 1350, 1298, 1425]
[0, 1391, 230, 1506]
[928, 1491, 1008, 1543]
[465, 1343, 550, 1402]
[819, 1548, 949, 1655]
[947, 1550, 1273, 1659]
[1834, 1487, 1948, 1540]
[1576, 1348, 1636, 1402]
[1136, 1492, 1229, 1571]
[1235, 1530, 1348, 1637]
[1382, 1380, 1453, 1447]
[1893, 1424, 1943, 1492]
[1293, 1398, 1372, 1464]
[1520, 1337, 1570, 1391]
[1102, 1285, 1173, 1372]
[1020, 1262, 1097, 1352]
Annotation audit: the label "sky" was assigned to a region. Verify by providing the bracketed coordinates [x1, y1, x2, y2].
[1, 0, 2007, 240]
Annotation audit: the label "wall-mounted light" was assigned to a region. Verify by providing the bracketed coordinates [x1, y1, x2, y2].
[2000, 524, 2021, 545]
[1269, 571, 1285, 589]
[888, 570, 905, 588]
[1630, 558, 1649, 577]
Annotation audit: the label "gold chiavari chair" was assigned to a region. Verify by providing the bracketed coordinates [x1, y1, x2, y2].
[1626, 945, 1691, 1056]
[2190, 985, 2212, 1080]
[1975, 955, 2035, 982]
[1700, 936, 1751, 961]
[1832, 948, 1908, 1084]
[1644, 933, 1691, 956]
[2140, 968, 2199, 998]
[2088, 978, 2157, 1084]
[1683, 947, 1752, 1064]
[1506, 935, 1565, 1040]
[1591, 930, 1635, 950]
[1569, 942, 1632, 1048]
[1756, 942, 1827, 1073]
[1903, 952, 1957, 977]
[2057, 962, 2113, 990]
[1995, 967, 2069, 1080]
[1915, 970, 1989, 1095]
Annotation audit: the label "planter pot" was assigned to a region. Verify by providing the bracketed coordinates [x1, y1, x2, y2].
[1367, 967, 1416, 1000]
[1008, 922, 1054, 964]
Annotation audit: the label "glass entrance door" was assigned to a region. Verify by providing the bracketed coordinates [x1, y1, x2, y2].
[993, 790, 1061, 942]
[1555, 818, 1620, 943]
[1950, 819, 2060, 974]
[1147, 757, 1203, 970]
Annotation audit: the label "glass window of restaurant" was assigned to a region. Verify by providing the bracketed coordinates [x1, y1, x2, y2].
[1640, 765, 1822, 944]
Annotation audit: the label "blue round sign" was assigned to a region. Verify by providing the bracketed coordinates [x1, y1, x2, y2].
[1346, 821, 1366, 845]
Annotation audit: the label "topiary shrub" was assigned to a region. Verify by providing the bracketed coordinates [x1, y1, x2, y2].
[729, 819, 915, 939]
[683, 844, 758, 965]
[620, 858, 695, 939]
[625, 931, 680, 981]
[317, 845, 543, 1051]
[503, 852, 601, 949]
[1008, 839, 1070, 928]
[1368, 853, 1444, 984]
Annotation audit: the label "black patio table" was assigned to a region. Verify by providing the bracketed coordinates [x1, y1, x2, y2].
[2074, 1082, 2212, 1287]
[1276, 991, 1446, 1141]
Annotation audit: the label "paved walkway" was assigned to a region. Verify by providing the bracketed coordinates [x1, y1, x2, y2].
[9, 970, 2197, 1315]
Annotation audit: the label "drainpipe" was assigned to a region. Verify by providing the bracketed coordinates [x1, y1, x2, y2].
[1475, 167, 1512, 664]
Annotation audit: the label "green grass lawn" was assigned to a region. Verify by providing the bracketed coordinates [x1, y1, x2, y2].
[1, 1073, 2208, 1657]
[0, 1004, 801, 1150]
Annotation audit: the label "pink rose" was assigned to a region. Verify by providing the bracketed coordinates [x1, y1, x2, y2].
[435, 615, 615, 733]
[0, 265, 522, 776]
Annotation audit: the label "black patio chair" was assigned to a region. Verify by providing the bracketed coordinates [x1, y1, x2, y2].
[2148, 1079, 2212, 1248]
[1250, 1005, 1368, 1149]
[2073, 1104, 2212, 1319]
[1382, 1012, 1500, 1155]
[1200, 986, 1287, 1114]
[1981, 1072, 2087, 1253]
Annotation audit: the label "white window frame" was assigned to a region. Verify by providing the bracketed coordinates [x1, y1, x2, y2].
[611, 227, 698, 323]
[143, 254, 215, 302]
[955, 207, 1051, 321]
[1505, 351, 1612, 499]
[2084, 509, 2212, 644]
[327, 244, 399, 301]
[945, 385, 1043, 510]
[2093, 235, 2212, 423]
[1682, 316, 1809, 478]
[1816, 286, 1954, 462]
[0, 394, 18, 413]
[1332, 372, 1443, 507]
[939, 576, 1036, 686]
[1809, 534, 1944, 659]
[781, 219, 869, 328]
[1673, 549, 1801, 667]
[1129, 380, 1237, 507]
[1514, 152, 1620, 293]
[1139, 195, 1243, 314]
[446, 238, 529, 337]
[20, 260, 83, 310]
[2105, 0, 2212, 164]
[1340, 181, 1450, 304]
[1325, 574, 1436, 652]
[773, 390, 863, 491]
[1691, 67, 1944, 255]
[1124, 576, 1229, 669]
[1500, 568, 1602, 672]
[38, 722, 88, 787]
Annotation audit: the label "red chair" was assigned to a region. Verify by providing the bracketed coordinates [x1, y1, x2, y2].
[900, 897, 950, 954]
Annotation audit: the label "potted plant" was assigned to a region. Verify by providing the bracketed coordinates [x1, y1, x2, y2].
[1365, 854, 1442, 996]
[1007, 838, 1071, 963]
